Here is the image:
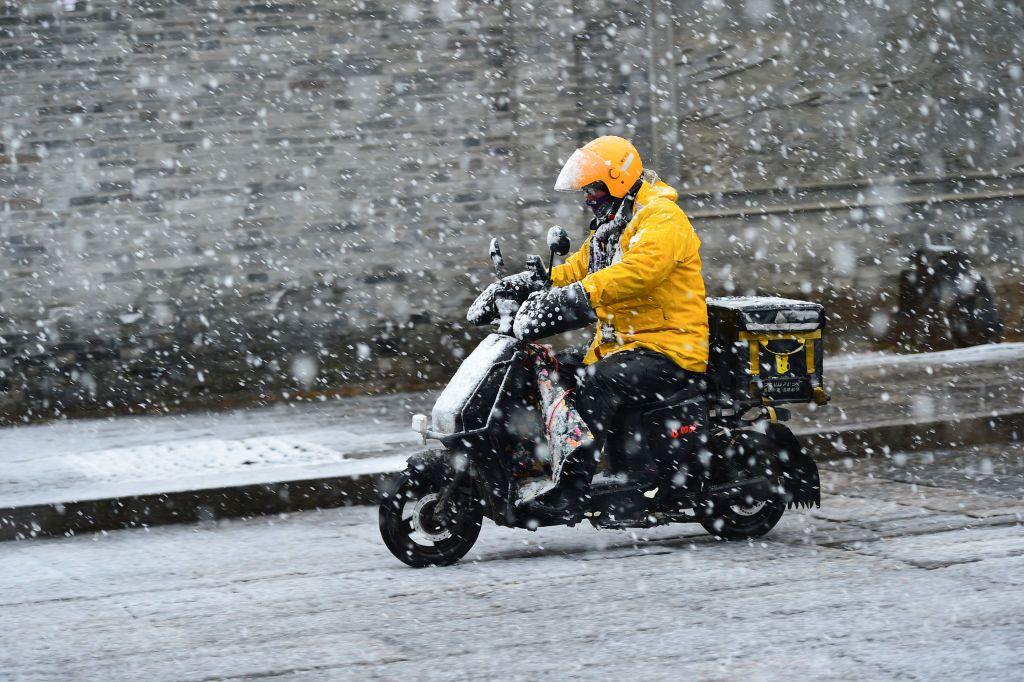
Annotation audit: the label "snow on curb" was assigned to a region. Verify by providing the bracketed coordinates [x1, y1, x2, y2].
[0, 453, 414, 542]
[2, 453, 410, 509]
[829, 342, 1024, 372]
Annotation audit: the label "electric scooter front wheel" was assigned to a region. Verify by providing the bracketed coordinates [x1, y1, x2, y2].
[379, 462, 483, 568]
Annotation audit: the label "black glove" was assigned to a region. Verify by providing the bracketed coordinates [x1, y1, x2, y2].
[466, 269, 547, 326]
[513, 282, 597, 341]
[525, 254, 548, 283]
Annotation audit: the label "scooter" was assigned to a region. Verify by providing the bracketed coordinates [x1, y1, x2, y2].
[379, 228, 824, 567]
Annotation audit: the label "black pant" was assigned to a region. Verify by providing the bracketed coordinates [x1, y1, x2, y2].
[556, 347, 704, 448]
[552, 348, 704, 444]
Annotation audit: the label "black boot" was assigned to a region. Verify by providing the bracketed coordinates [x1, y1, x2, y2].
[519, 442, 598, 522]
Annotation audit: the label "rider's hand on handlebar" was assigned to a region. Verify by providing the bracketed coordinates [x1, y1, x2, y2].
[513, 282, 596, 340]
[466, 267, 548, 326]
[525, 254, 548, 283]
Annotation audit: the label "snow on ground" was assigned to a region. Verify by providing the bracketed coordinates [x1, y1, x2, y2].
[1, 391, 434, 462]
[0, 449, 1021, 680]
[0, 392, 433, 506]
[829, 341, 1024, 371]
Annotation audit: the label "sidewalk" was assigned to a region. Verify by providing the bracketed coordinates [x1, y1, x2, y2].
[0, 392, 431, 509]
[1, 343, 1022, 540]
[789, 342, 1024, 455]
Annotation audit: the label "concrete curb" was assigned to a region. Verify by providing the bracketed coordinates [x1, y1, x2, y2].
[0, 472, 391, 542]
[800, 411, 1024, 459]
[2, 412, 1021, 542]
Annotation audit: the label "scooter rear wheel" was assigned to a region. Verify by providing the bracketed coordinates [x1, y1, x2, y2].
[699, 496, 785, 540]
[379, 464, 483, 568]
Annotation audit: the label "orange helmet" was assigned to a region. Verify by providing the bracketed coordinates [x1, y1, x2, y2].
[554, 136, 643, 198]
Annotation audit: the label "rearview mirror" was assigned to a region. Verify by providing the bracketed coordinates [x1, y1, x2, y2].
[546, 226, 571, 257]
[489, 238, 506, 278]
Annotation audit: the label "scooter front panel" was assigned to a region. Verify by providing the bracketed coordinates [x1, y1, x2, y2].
[431, 334, 519, 435]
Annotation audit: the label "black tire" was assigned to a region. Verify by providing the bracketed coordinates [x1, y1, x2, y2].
[699, 495, 786, 540]
[379, 461, 483, 568]
[699, 432, 787, 540]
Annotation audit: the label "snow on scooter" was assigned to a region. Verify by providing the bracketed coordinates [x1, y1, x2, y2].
[379, 228, 828, 567]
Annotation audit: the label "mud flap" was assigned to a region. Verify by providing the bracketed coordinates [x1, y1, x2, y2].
[402, 448, 471, 500]
[766, 423, 820, 509]
[406, 448, 458, 478]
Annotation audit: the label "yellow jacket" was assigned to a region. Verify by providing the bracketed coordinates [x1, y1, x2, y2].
[551, 179, 709, 372]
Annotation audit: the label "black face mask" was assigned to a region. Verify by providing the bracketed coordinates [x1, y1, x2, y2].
[585, 192, 619, 221]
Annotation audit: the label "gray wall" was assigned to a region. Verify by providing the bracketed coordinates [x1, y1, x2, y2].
[1, 0, 1022, 419]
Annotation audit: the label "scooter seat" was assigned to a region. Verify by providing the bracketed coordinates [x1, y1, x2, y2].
[635, 382, 706, 411]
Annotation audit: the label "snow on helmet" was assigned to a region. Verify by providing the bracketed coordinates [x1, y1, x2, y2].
[553, 136, 643, 199]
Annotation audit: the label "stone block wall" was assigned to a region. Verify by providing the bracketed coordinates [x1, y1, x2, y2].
[0, 0, 1021, 420]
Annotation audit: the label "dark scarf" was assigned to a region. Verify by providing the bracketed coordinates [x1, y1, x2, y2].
[588, 179, 643, 274]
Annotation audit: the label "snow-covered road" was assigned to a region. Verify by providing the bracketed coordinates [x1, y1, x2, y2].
[1, 444, 1022, 680]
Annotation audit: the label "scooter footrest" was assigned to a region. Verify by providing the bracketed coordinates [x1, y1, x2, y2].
[589, 473, 657, 497]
